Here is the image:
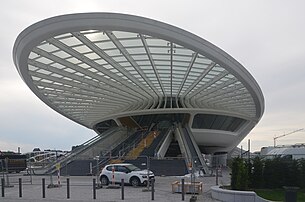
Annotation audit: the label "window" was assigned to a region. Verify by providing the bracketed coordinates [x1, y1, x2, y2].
[192, 114, 245, 132]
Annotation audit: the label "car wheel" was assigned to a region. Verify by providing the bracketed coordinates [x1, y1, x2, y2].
[130, 176, 140, 187]
[100, 175, 109, 185]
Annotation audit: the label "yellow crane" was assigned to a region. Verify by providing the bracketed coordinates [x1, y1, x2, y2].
[273, 128, 304, 147]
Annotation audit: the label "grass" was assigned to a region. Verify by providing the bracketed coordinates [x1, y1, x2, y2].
[255, 188, 305, 202]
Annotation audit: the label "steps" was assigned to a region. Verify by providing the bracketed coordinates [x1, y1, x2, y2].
[165, 141, 182, 157]
[125, 131, 159, 159]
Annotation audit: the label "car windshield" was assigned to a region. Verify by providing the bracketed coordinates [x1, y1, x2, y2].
[125, 164, 141, 171]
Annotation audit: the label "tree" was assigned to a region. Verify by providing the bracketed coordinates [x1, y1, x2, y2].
[231, 158, 248, 190]
[297, 159, 305, 188]
[250, 157, 264, 188]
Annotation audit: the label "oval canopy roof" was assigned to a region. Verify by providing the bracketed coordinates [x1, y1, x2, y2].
[13, 13, 264, 128]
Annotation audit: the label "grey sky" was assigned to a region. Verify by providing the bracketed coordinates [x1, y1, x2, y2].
[1, 0, 304, 153]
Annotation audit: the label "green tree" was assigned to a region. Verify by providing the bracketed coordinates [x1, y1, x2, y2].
[250, 157, 264, 188]
[263, 159, 273, 188]
[231, 158, 248, 190]
[284, 158, 299, 187]
[297, 159, 305, 188]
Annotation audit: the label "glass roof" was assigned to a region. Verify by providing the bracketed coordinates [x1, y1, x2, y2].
[27, 30, 256, 126]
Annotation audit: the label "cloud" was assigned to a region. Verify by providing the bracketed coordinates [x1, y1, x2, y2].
[1, 0, 305, 153]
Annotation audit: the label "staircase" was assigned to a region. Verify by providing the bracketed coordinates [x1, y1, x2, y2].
[165, 141, 182, 157]
[125, 131, 160, 159]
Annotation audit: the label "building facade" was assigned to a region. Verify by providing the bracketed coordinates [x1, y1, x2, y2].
[13, 13, 264, 155]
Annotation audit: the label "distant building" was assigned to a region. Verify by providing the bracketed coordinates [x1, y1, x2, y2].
[260, 144, 305, 159]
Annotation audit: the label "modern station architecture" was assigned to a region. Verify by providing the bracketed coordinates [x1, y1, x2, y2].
[13, 13, 264, 175]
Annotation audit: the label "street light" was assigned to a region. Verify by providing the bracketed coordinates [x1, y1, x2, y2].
[140, 155, 150, 191]
[95, 156, 102, 188]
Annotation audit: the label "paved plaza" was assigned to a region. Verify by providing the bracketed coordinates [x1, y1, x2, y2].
[1, 169, 230, 202]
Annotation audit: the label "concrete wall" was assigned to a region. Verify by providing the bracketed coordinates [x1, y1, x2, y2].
[211, 186, 271, 202]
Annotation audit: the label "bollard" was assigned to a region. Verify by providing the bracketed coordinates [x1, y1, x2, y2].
[19, 178, 22, 198]
[42, 178, 46, 198]
[216, 168, 218, 186]
[1, 178, 4, 197]
[67, 178, 70, 199]
[93, 179, 96, 199]
[181, 178, 185, 201]
[151, 179, 154, 201]
[121, 179, 124, 200]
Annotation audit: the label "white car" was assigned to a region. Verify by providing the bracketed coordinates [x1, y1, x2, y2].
[99, 163, 154, 186]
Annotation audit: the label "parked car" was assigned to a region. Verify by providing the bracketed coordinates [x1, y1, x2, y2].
[99, 163, 154, 186]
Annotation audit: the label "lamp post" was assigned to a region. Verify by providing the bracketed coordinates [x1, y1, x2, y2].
[95, 156, 101, 188]
[140, 155, 150, 192]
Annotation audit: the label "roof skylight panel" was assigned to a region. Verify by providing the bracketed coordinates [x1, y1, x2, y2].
[28, 65, 39, 72]
[73, 45, 92, 54]
[195, 56, 213, 65]
[51, 73, 63, 78]
[104, 49, 121, 57]
[95, 40, 116, 50]
[174, 47, 193, 57]
[132, 55, 149, 60]
[85, 52, 100, 60]
[173, 61, 189, 68]
[40, 79, 53, 83]
[52, 50, 71, 59]
[38, 43, 59, 53]
[29, 52, 40, 60]
[84, 31, 109, 42]
[119, 38, 143, 47]
[63, 68, 76, 74]
[146, 38, 168, 47]
[78, 63, 90, 69]
[35, 57, 53, 65]
[59, 36, 82, 46]
[112, 31, 138, 39]
[125, 47, 146, 55]
[66, 57, 82, 64]
[37, 69, 52, 75]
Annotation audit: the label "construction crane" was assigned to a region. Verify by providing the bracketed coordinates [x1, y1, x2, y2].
[273, 128, 304, 147]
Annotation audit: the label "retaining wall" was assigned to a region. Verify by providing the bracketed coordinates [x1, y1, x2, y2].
[211, 186, 271, 202]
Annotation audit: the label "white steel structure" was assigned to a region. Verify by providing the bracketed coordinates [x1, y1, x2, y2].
[13, 13, 264, 154]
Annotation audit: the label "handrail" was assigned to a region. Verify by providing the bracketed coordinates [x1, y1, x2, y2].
[175, 124, 192, 172]
[154, 128, 172, 155]
[184, 125, 209, 174]
[94, 130, 149, 169]
[44, 127, 123, 174]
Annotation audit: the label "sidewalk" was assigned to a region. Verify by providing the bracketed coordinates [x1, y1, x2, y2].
[1, 169, 230, 202]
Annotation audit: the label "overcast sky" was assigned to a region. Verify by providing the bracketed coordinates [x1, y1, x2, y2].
[1, 0, 305, 153]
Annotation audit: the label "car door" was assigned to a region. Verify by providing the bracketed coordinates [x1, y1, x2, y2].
[116, 165, 129, 183]
[120, 166, 130, 183]
[105, 165, 116, 184]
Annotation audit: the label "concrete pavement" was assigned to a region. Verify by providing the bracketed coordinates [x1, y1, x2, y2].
[1, 168, 230, 202]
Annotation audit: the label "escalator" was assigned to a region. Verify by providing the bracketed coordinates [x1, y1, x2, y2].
[45, 127, 127, 175]
[176, 124, 209, 174]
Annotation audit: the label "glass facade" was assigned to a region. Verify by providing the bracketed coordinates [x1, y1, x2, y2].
[26, 30, 255, 127]
[192, 114, 246, 132]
